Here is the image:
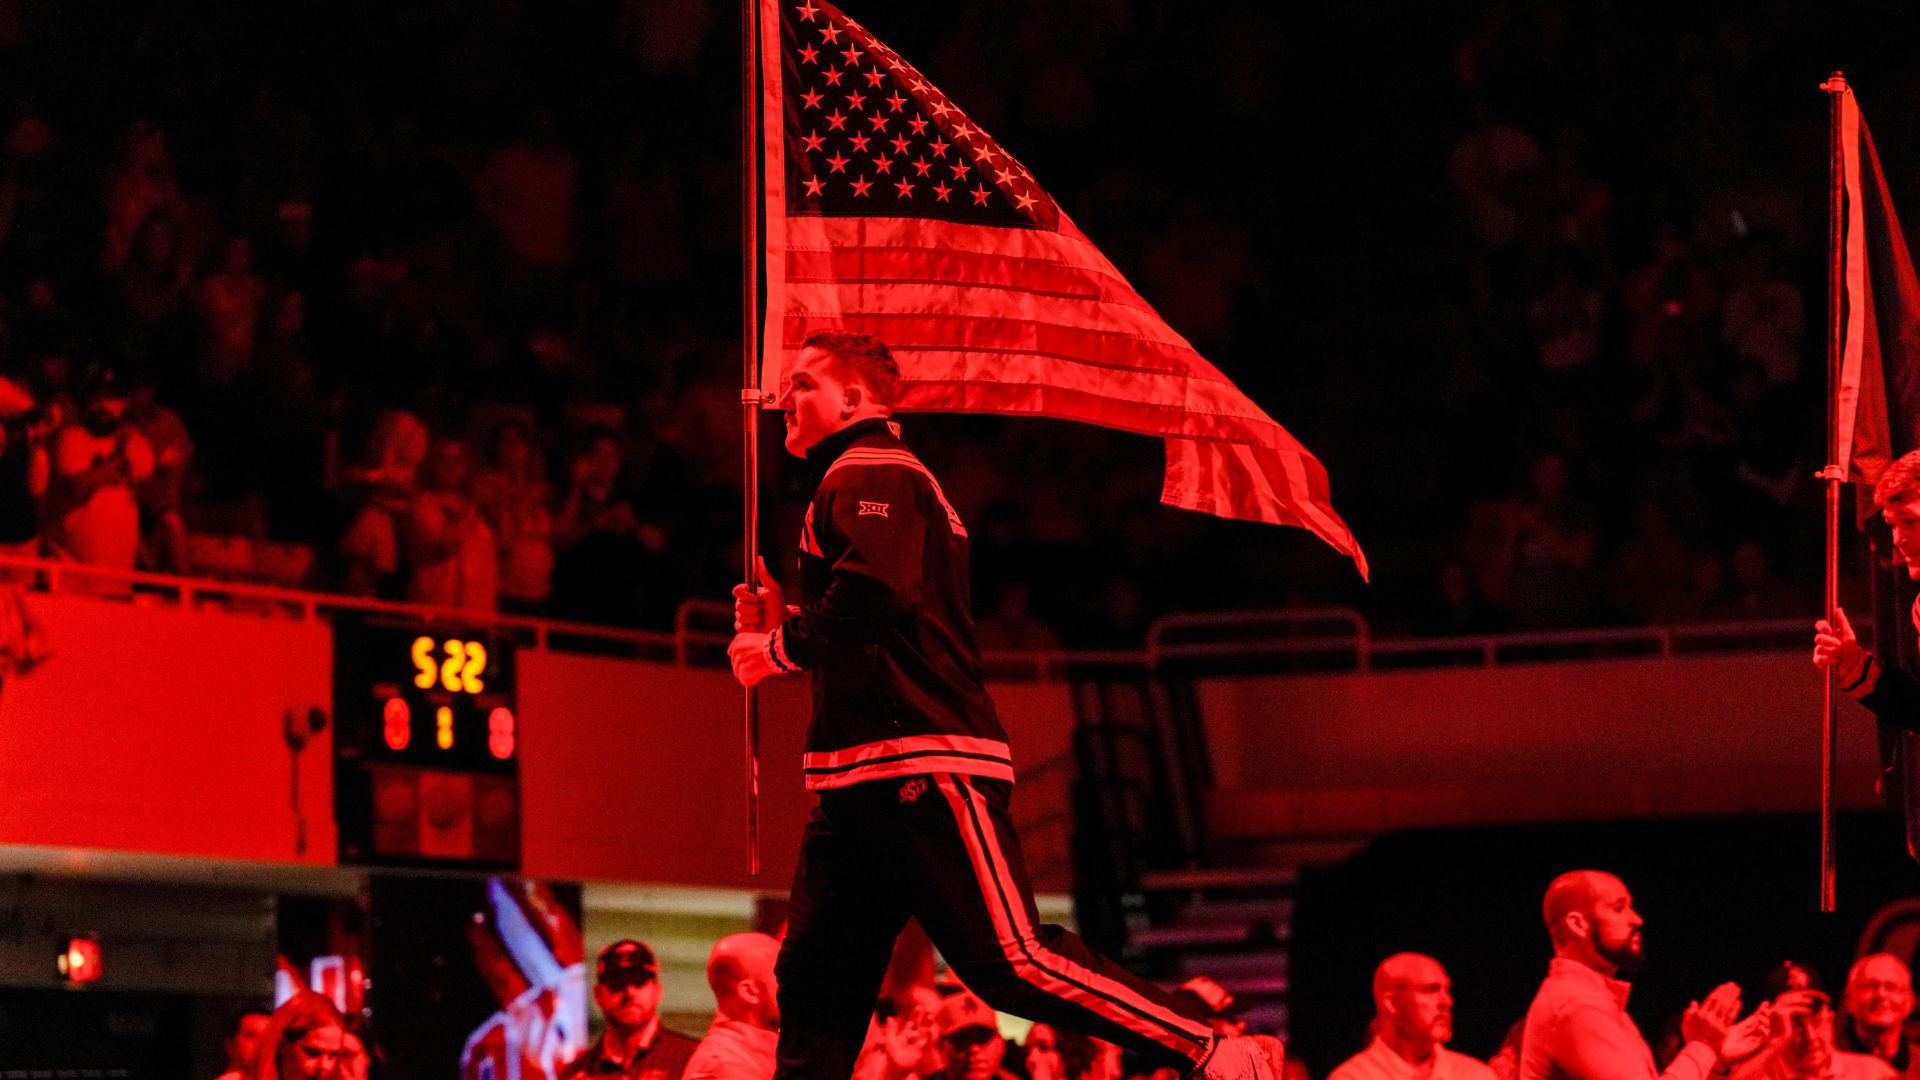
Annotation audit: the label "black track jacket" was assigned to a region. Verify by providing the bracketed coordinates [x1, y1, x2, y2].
[765, 418, 1011, 791]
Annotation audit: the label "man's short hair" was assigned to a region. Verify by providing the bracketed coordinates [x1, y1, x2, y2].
[225, 1007, 270, 1038]
[1876, 449, 1920, 508]
[802, 330, 901, 407]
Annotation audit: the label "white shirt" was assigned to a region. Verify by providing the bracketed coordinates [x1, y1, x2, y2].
[682, 1017, 778, 1080]
[1520, 958, 1716, 1080]
[1330, 1037, 1497, 1080]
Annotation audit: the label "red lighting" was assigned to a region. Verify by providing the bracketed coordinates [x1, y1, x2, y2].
[488, 707, 515, 760]
[383, 697, 410, 752]
[57, 938, 102, 984]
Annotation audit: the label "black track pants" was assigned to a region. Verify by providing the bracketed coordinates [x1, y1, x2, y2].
[771, 773, 1215, 1080]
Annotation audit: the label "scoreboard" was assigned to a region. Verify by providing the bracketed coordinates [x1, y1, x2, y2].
[333, 618, 520, 870]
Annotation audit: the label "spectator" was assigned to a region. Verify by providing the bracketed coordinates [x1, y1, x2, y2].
[127, 377, 192, 573]
[213, 1008, 270, 1080]
[471, 419, 555, 614]
[337, 1025, 371, 1080]
[262, 197, 318, 296]
[44, 366, 153, 595]
[853, 1000, 939, 1080]
[195, 233, 267, 387]
[1541, 127, 1612, 258]
[1719, 236, 1804, 389]
[561, 939, 701, 1080]
[255, 290, 317, 407]
[1497, 452, 1599, 629]
[116, 210, 195, 379]
[1604, 501, 1694, 626]
[1838, 956, 1920, 1080]
[684, 932, 783, 1080]
[1489, 1021, 1527, 1080]
[1518, 870, 1770, 1080]
[1526, 251, 1604, 378]
[403, 436, 497, 611]
[1024, 1025, 1064, 1080]
[1621, 225, 1719, 371]
[0, 113, 58, 270]
[99, 120, 184, 277]
[0, 563, 49, 700]
[1417, 558, 1501, 637]
[1053, 1029, 1124, 1080]
[1447, 102, 1543, 257]
[1731, 963, 1893, 1080]
[550, 427, 645, 625]
[855, 936, 946, 1080]
[1328, 954, 1493, 1080]
[927, 992, 1018, 1080]
[472, 106, 579, 294]
[1726, 365, 1812, 550]
[250, 991, 346, 1080]
[338, 409, 427, 599]
[0, 375, 49, 577]
[1458, 494, 1521, 619]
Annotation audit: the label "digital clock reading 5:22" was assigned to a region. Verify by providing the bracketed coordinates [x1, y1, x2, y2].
[332, 620, 518, 771]
[412, 636, 488, 694]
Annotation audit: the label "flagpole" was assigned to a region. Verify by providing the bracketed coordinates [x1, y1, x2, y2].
[1821, 69, 1850, 913]
[740, 0, 764, 876]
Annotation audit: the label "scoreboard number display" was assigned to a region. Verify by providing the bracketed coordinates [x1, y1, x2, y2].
[333, 619, 521, 870]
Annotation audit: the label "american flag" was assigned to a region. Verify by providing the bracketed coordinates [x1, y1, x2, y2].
[757, 0, 1367, 578]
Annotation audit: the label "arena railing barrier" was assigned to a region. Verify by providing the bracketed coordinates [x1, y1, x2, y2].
[0, 553, 1809, 679]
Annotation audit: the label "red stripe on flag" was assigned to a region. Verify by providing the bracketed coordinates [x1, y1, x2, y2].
[787, 248, 1161, 313]
[787, 214, 1114, 269]
[783, 312, 1225, 380]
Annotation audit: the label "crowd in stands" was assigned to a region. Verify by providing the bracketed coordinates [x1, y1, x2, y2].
[219, 869, 1920, 1080]
[3, 1, 1908, 645]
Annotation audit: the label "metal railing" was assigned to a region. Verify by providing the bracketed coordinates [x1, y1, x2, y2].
[0, 552, 679, 661]
[0, 553, 1813, 678]
[1146, 607, 1809, 673]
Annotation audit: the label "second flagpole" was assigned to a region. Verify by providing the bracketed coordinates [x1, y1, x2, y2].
[1820, 69, 1849, 913]
[740, 0, 764, 876]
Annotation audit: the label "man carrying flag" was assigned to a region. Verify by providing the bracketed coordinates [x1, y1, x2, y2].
[728, 0, 1365, 1074]
[729, 330, 1286, 1080]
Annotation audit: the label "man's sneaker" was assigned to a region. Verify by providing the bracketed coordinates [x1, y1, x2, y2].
[1200, 1035, 1287, 1080]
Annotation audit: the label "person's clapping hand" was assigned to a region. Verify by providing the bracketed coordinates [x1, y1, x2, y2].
[1718, 1001, 1775, 1065]
[1681, 982, 1742, 1050]
[880, 1005, 937, 1077]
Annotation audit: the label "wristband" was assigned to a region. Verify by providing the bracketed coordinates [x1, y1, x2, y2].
[1841, 652, 1876, 695]
[767, 626, 800, 673]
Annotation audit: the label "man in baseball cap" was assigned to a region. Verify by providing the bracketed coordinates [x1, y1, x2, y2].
[929, 991, 1017, 1080]
[1733, 962, 1894, 1080]
[562, 940, 702, 1079]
